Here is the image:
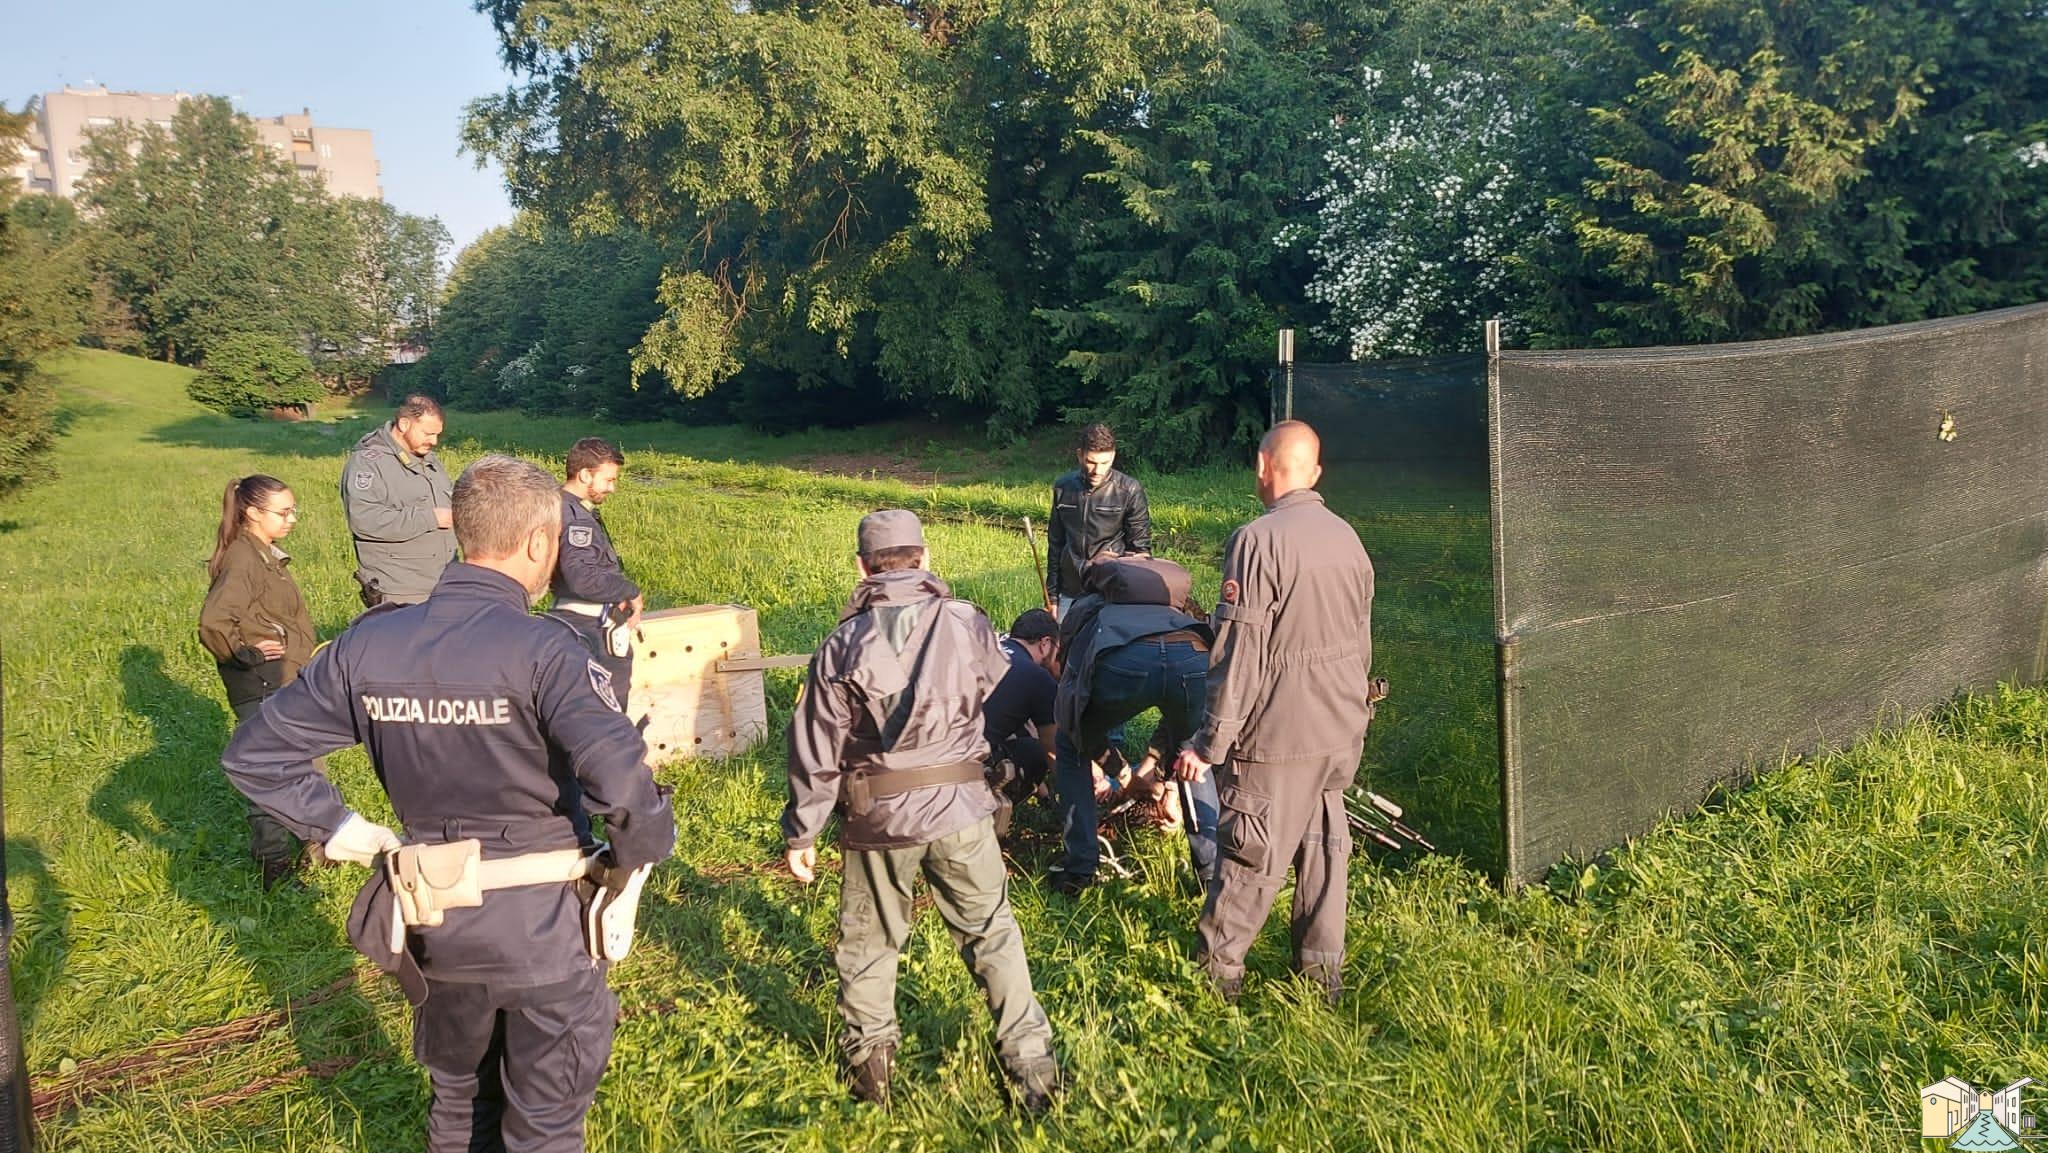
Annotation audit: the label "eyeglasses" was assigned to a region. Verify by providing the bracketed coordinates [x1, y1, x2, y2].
[260, 506, 299, 520]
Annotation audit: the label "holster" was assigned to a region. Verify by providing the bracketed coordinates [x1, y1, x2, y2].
[582, 859, 654, 962]
[386, 839, 484, 930]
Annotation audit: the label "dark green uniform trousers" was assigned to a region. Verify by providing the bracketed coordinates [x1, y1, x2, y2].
[1196, 755, 1356, 991]
[836, 818, 1056, 1075]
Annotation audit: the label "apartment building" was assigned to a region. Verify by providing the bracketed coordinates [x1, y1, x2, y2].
[9, 86, 381, 200]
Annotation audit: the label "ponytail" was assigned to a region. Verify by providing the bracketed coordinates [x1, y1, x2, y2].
[209, 475, 288, 580]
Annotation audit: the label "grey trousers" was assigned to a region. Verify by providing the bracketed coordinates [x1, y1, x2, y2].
[837, 818, 1056, 1073]
[414, 966, 618, 1153]
[1195, 755, 1356, 989]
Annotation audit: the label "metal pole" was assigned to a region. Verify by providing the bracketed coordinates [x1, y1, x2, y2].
[1278, 328, 1295, 421]
[1483, 317, 1521, 889]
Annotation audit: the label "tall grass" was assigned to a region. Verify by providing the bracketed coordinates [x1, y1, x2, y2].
[2, 349, 2037, 1149]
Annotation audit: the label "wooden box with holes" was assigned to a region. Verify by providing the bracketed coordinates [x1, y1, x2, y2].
[628, 605, 809, 761]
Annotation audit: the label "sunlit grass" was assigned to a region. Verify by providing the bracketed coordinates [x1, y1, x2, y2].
[3, 349, 2039, 1150]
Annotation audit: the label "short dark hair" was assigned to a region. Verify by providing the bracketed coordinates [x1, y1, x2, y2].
[566, 437, 624, 480]
[1078, 423, 1115, 454]
[396, 394, 443, 422]
[1009, 609, 1058, 642]
[862, 545, 927, 573]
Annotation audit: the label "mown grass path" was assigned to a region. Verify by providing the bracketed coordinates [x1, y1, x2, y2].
[2, 350, 2038, 1149]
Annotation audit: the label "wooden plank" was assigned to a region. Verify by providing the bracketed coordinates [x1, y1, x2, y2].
[628, 604, 770, 762]
[716, 654, 812, 673]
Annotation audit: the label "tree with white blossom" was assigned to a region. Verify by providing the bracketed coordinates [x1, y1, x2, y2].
[1290, 62, 1557, 359]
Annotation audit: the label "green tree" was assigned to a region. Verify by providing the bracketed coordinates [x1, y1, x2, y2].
[0, 105, 89, 492]
[465, 0, 1222, 429]
[186, 333, 321, 416]
[79, 96, 372, 366]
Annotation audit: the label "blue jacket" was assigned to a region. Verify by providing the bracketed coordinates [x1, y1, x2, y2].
[221, 563, 675, 987]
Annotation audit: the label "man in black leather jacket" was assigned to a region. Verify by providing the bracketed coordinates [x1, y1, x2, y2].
[1046, 424, 1151, 615]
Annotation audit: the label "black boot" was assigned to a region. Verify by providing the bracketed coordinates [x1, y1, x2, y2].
[848, 1044, 894, 1107]
[1007, 1059, 1061, 1115]
[259, 854, 299, 892]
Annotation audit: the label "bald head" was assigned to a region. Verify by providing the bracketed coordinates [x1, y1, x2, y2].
[1256, 420, 1323, 502]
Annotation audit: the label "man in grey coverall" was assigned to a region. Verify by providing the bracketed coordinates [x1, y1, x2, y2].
[783, 510, 1061, 1112]
[1173, 421, 1375, 1004]
[342, 394, 456, 606]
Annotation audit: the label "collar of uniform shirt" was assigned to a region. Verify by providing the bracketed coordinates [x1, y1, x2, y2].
[1266, 488, 1326, 512]
[431, 562, 533, 608]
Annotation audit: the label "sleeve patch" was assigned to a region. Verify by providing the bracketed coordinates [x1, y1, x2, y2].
[352, 471, 375, 491]
[1221, 579, 1240, 605]
[567, 525, 594, 548]
[588, 660, 621, 712]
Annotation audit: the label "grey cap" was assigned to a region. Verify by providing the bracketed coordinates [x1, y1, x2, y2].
[857, 508, 926, 555]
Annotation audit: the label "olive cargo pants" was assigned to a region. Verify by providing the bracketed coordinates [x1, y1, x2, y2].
[836, 818, 1056, 1074]
[1195, 755, 1356, 991]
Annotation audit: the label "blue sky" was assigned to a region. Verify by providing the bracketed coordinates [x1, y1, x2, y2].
[3, 0, 519, 255]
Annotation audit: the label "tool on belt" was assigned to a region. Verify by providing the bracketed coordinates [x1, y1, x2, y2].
[382, 840, 652, 961]
[553, 600, 638, 659]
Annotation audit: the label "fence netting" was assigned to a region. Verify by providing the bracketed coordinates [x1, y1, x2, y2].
[1282, 355, 1500, 869]
[1492, 303, 2048, 884]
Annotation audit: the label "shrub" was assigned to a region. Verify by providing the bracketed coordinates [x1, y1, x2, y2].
[187, 334, 320, 416]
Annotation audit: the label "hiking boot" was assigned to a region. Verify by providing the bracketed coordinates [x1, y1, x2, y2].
[848, 1044, 894, 1107]
[259, 855, 299, 892]
[1211, 973, 1244, 1005]
[1007, 1060, 1061, 1115]
[1047, 870, 1094, 898]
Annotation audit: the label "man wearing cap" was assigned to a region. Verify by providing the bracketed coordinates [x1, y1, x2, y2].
[550, 437, 643, 710]
[1173, 421, 1376, 1005]
[342, 394, 456, 607]
[783, 510, 1061, 1112]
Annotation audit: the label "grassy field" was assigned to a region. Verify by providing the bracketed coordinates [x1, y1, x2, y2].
[3, 349, 2042, 1149]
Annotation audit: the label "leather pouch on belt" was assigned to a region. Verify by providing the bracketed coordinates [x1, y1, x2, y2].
[387, 839, 484, 928]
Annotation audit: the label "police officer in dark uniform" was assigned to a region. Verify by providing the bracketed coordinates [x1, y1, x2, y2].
[222, 455, 676, 1152]
[1050, 555, 1221, 894]
[784, 510, 1060, 1112]
[1174, 421, 1375, 1004]
[551, 438, 643, 709]
[982, 608, 1060, 811]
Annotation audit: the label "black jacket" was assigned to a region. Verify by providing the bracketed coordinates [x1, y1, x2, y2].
[1046, 468, 1152, 598]
[220, 563, 676, 986]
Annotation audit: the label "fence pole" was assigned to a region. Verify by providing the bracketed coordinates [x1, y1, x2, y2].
[1484, 317, 1523, 888]
[1278, 328, 1295, 421]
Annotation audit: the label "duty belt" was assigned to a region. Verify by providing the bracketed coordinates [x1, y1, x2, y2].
[841, 759, 988, 817]
[553, 600, 605, 618]
[383, 841, 650, 961]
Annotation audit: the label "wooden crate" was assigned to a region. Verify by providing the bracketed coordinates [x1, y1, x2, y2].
[629, 604, 770, 761]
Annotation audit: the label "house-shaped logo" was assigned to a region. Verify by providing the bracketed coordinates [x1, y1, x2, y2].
[1923, 1076, 2037, 1147]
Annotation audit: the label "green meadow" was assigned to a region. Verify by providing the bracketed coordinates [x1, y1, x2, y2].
[2, 349, 2037, 1150]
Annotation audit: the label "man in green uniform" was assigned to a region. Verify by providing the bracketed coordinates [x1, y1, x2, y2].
[783, 510, 1061, 1112]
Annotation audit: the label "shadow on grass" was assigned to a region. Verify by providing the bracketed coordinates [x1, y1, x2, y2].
[6, 840, 70, 1036]
[638, 861, 829, 1047]
[85, 646, 401, 1119]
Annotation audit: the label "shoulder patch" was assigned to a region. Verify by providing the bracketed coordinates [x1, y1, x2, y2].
[352, 470, 375, 491]
[588, 660, 620, 712]
[1221, 579, 1240, 605]
[567, 525, 594, 548]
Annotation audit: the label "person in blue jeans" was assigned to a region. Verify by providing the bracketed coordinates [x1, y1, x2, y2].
[1050, 557, 1221, 894]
